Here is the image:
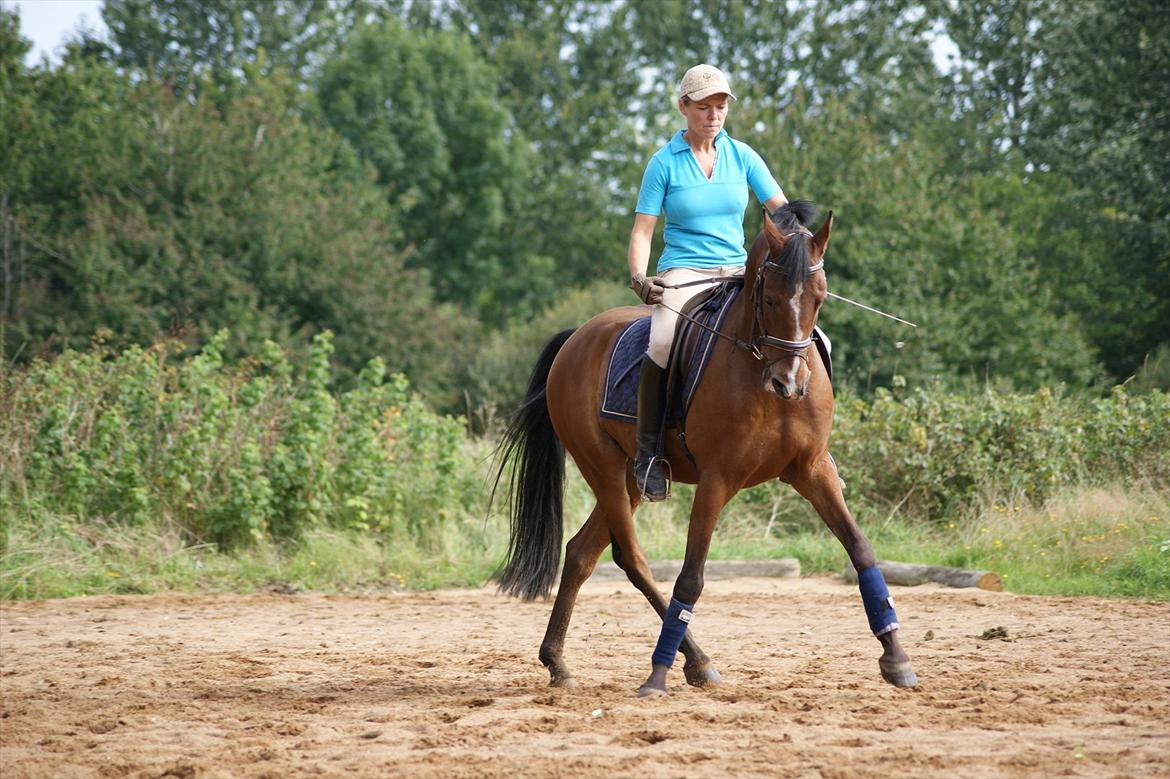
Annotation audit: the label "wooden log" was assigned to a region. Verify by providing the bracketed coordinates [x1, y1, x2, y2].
[588, 558, 801, 582]
[842, 560, 1003, 591]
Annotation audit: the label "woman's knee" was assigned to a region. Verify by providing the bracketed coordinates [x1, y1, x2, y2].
[646, 339, 670, 367]
[647, 310, 678, 367]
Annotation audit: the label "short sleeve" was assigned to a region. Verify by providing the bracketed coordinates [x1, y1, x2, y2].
[635, 156, 668, 216]
[742, 143, 783, 203]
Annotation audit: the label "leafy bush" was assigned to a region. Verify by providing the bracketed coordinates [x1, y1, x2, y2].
[0, 331, 481, 549]
[829, 384, 1170, 520]
[655, 382, 1169, 536]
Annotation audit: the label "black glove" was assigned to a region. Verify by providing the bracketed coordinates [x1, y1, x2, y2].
[630, 273, 666, 305]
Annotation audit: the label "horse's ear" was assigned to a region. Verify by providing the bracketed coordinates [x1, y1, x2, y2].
[812, 210, 833, 258]
[762, 207, 784, 250]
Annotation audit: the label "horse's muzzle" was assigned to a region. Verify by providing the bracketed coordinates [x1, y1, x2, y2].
[762, 358, 809, 399]
[765, 375, 807, 399]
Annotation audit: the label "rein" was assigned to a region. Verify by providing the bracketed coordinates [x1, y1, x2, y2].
[653, 282, 756, 355]
[656, 233, 825, 365]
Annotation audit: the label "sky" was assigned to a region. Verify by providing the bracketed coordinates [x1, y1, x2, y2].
[5, 0, 107, 65]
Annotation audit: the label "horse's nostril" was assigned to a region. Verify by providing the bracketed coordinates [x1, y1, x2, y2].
[773, 378, 788, 397]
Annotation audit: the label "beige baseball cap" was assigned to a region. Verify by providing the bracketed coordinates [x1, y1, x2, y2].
[679, 64, 737, 102]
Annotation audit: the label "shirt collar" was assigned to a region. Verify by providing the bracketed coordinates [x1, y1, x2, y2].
[670, 128, 728, 153]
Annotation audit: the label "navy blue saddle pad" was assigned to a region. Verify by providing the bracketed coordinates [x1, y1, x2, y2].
[600, 285, 741, 423]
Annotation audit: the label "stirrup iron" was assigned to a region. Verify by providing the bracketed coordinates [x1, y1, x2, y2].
[637, 456, 672, 502]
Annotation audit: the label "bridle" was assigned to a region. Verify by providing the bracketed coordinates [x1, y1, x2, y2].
[747, 230, 825, 375]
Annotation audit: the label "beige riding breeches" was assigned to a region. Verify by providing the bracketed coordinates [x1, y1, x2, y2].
[646, 265, 745, 368]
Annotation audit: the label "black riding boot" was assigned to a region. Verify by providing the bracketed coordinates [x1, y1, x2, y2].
[634, 356, 670, 501]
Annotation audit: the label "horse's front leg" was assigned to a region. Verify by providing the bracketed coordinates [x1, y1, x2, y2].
[636, 475, 734, 697]
[791, 453, 918, 687]
[609, 503, 722, 688]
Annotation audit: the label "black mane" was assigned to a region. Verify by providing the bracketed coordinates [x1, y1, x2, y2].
[771, 199, 817, 231]
[768, 199, 818, 288]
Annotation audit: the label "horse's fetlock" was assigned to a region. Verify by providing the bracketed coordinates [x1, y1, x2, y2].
[847, 543, 877, 572]
[673, 575, 704, 605]
[539, 646, 560, 669]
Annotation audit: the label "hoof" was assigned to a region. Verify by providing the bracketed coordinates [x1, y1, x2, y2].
[636, 684, 669, 699]
[879, 658, 919, 688]
[637, 663, 670, 698]
[549, 675, 579, 689]
[683, 662, 722, 688]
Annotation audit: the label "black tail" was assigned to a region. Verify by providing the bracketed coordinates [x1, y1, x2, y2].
[490, 328, 575, 600]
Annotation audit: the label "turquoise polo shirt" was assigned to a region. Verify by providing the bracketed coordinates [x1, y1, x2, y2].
[635, 129, 783, 272]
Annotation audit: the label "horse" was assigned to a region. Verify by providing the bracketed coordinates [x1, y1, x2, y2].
[491, 201, 917, 696]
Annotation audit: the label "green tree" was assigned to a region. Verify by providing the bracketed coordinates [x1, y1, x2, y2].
[1023, 0, 1170, 378]
[623, 0, 942, 138]
[0, 37, 467, 401]
[937, 0, 1170, 380]
[443, 0, 644, 291]
[1, 7, 39, 326]
[735, 92, 1102, 391]
[316, 18, 548, 323]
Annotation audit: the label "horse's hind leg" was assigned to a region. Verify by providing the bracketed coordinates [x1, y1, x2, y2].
[791, 454, 918, 687]
[538, 498, 616, 687]
[609, 497, 721, 688]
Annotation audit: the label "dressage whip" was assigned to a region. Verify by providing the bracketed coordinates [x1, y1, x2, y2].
[825, 291, 919, 328]
[658, 279, 920, 329]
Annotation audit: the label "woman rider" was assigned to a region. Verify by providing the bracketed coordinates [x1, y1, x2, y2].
[628, 64, 788, 501]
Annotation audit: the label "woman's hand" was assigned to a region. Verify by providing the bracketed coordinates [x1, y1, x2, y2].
[630, 273, 666, 305]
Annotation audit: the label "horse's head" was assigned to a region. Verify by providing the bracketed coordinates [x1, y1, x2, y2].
[745, 201, 832, 399]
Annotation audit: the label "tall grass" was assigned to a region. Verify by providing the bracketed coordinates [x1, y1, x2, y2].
[6, 470, 1163, 600]
[1, 516, 509, 599]
[598, 477, 1170, 600]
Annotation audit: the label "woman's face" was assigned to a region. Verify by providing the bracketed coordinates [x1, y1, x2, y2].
[678, 93, 730, 143]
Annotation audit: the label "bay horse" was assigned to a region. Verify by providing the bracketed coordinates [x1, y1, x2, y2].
[492, 201, 917, 696]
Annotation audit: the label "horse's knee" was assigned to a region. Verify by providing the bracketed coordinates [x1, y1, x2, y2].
[672, 571, 704, 605]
